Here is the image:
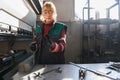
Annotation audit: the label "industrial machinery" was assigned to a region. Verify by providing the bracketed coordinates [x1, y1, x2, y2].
[81, 0, 120, 63]
[0, 0, 41, 79]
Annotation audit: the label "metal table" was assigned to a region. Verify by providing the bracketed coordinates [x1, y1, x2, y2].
[13, 63, 120, 80]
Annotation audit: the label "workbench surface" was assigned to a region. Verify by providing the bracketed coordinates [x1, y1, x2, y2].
[13, 62, 120, 80]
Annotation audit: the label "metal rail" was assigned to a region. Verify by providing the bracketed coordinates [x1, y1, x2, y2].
[69, 62, 120, 80]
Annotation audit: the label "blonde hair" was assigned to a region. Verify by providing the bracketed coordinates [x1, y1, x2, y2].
[40, 1, 57, 21]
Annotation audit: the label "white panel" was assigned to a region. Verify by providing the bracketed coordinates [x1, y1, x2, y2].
[0, 10, 19, 27]
[0, 0, 36, 26]
[0, 10, 32, 32]
[19, 21, 32, 32]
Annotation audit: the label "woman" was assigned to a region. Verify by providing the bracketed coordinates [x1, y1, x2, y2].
[31, 1, 67, 64]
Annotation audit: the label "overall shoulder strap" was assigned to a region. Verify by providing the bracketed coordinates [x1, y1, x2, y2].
[54, 22, 67, 33]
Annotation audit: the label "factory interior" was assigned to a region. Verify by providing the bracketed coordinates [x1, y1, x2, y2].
[1, 0, 120, 80]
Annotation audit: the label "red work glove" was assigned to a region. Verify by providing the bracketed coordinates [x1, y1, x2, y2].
[49, 42, 57, 52]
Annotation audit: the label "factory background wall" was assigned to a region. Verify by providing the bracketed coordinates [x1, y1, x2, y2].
[64, 21, 82, 63]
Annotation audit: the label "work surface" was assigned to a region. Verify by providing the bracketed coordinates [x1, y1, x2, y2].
[13, 62, 120, 80]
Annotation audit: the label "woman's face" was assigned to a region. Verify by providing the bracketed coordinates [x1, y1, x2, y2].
[42, 10, 54, 24]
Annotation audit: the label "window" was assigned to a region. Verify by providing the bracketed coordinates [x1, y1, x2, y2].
[75, 0, 118, 20]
